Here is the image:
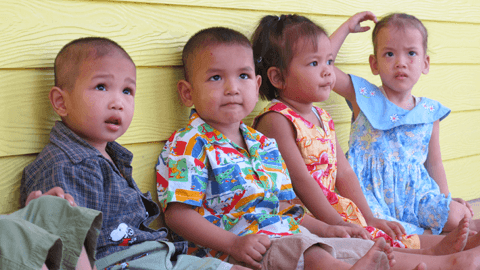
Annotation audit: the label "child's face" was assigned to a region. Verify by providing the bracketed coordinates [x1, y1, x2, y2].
[282, 34, 335, 103]
[370, 26, 430, 95]
[181, 44, 261, 131]
[63, 53, 136, 151]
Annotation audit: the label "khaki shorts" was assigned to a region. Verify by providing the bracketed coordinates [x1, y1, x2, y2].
[229, 226, 375, 270]
[0, 196, 102, 270]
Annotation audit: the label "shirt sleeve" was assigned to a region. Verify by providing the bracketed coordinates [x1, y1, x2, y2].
[156, 131, 209, 211]
[259, 137, 296, 201]
[21, 158, 104, 211]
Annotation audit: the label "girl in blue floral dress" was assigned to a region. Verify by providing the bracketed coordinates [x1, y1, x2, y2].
[332, 13, 478, 235]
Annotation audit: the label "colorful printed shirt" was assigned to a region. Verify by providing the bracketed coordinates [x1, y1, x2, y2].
[156, 111, 305, 256]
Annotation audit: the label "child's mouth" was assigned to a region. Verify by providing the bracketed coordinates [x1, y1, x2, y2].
[105, 118, 120, 125]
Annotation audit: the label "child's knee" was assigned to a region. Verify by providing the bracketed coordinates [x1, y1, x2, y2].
[450, 201, 472, 220]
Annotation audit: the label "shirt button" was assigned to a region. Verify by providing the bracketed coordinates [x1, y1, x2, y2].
[146, 211, 149, 217]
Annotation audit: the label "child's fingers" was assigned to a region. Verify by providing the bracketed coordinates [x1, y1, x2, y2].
[64, 193, 77, 206]
[25, 190, 43, 206]
[258, 235, 271, 250]
[43, 187, 66, 198]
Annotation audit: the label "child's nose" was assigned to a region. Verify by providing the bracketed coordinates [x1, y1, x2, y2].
[109, 94, 124, 111]
[224, 79, 240, 95]
[321, 67, 332, 78]
[395, 56, 407, 68]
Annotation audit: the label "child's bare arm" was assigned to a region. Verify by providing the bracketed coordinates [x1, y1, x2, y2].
[330, 12, 376, 109]
[425, 121, 474, 216]
[256, 113, 346, 224]
[330, 11, 377, 59]
[335, 136, 406, 239]
[424, 121, 448, 195]
[164, 202, 270, 269]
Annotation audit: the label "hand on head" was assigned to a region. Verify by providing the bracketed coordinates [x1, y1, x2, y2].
[25, 187, 76, 207]
[346, 11, 378, 33]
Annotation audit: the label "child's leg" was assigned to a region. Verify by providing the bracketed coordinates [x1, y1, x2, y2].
[390, 245, 480, 270]
[465, 231, 480, 250]
[443, 201, 477, 232]
[76, 246, 94, 270]
[304, 238, 394, 270]
[416, 216, 469, 255]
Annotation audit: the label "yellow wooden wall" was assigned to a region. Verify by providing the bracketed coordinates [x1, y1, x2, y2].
[1, 0, 479, 215]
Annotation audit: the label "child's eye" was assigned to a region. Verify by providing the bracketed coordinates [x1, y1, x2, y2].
[209, 75, 221, 81]
[408, 51, 417, 56]
[386, 52, 394, 57]
[96, 84, 106, 91]
[239, 73, 250, 80]
[327, 59, 334, 66]
[123, 88, 133, 95]
[309, 61, 318, 67]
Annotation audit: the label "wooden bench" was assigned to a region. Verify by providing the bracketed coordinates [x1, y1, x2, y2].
[1, 0, 479, 218]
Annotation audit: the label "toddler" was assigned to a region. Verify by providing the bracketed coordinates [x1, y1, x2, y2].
[21, 37, 232, 270]
[331, 12, 479, 235]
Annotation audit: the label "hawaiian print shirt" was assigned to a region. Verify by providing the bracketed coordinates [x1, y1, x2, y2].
[156, 111, 305, 239]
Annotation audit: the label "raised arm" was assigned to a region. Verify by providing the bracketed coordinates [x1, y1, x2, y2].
[165, 202, 270, 269]
[331, 11, 377, 107]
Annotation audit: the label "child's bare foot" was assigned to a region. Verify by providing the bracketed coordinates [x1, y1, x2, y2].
[429, 215, 469, 255]
[413, 262, 427, 270]
[351, 238, 395, 270]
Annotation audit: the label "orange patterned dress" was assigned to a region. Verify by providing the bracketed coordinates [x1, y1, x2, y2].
[255, 100, 420, 249]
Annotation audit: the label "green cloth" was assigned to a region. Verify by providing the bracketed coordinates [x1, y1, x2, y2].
[95, 241, 232, 270]
[0, 196, 102, 270]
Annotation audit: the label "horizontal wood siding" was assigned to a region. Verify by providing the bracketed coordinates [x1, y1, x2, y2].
[0, 0, 478, 215]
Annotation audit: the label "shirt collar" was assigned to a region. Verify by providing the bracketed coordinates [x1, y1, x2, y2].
[50, 121, 133, 164]
[187, 109, 267, 154]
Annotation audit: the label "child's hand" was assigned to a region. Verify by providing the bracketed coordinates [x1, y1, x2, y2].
[368, 218, 406, 240]
[453, 197, 474, 217]
[230, 234, 270, 269]
[25, 187, 76, 207]
[323, 223, 371, 239]
[345, 11, 377, 34]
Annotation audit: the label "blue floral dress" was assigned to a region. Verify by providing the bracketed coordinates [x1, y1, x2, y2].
[346, 75, 451, 235]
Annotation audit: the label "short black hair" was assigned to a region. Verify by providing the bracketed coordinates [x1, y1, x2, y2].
[182, 27, 252, 81]
[54, 37, 134, 90]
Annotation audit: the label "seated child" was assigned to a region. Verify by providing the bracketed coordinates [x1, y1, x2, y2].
[156, 26, 480, 270]
[251, 11, 480, 255]
[1, 187, 101, 270]
[331, 12, 479, 235]
[20, 37, 235, 270]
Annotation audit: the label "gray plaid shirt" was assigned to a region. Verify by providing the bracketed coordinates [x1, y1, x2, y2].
[21, 121, 186, 259]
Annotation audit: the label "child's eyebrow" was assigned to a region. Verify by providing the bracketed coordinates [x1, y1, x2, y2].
[238, 66, 254, 72]
[124, 77, 136, 84]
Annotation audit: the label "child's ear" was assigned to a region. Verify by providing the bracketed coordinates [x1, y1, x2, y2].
[255, 74, 262, 99]
[422, 55, 430, 75]
[49, 86, 68, 117]
[369, 54, 379, 75]
[267, 67, 284, 89]
[177, 80, 194, 107]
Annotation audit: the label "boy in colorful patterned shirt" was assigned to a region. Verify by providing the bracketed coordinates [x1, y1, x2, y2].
[156, 27, 398, 270]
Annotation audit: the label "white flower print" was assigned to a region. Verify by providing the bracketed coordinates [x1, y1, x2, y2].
[360, 87, 367, 96]
[390, 114, 400, 122]
[370, 91, 376, 97]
